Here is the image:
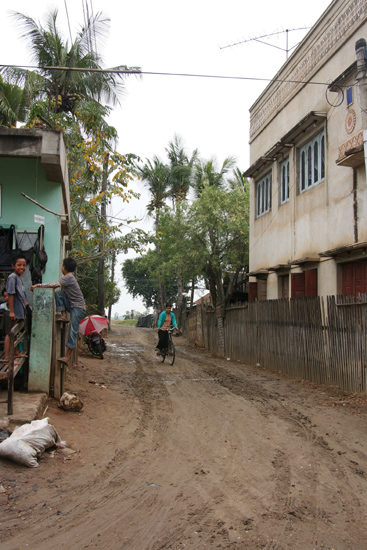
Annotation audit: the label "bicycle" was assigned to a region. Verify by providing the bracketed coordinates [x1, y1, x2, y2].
[158, 328, 176, 365]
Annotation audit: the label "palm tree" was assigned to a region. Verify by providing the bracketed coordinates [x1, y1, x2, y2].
[138, 156, 170, 229]
[192, 155, 237, 197]
[0, 76, 28, 127]
[138, 157, 170, 311]
[2, 9, 140, 115]
[1, 9, 140, 318]
[165, 135, 198, 320]
[228, 167, 249, 193]
[166, 134, 198, 203]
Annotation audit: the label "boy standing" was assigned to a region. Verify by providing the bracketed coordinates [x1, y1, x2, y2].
[30, 257, 86, 366]
[4, 254, 28, 363]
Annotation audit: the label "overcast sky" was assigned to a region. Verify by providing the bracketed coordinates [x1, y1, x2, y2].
[0, 0, 332, 316]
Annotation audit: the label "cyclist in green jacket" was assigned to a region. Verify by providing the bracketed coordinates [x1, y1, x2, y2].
[156, 303, 178, 355]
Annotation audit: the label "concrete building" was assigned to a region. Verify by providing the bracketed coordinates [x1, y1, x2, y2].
[244, 0, 367, 300]
[0, 128, 70, 392]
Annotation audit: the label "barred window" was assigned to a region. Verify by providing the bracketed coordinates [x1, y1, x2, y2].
[280, 158, 289, 205]
[300, 131, 325, 192]
[256, 172, 272, 217]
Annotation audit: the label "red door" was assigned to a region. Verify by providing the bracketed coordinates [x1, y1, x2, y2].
[291, 270, 317, 298]
[291, 273, 305, 298]
[305, 269, 318, 297]
[248, 282, 257, 302]
[342, 261, 367, 296]
[342, 263, 354, 295]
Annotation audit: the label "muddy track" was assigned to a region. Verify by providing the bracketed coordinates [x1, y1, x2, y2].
[1, 326, 367, 549]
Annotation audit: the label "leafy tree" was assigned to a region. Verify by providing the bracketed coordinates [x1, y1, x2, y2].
[122, 251, 179, 310]
[157, 203, 196, 311]
[158, 185, 248, 355]
[122, 255, 158, 309]
[187, 186, 249, 306]
[77, 254, 120, 314]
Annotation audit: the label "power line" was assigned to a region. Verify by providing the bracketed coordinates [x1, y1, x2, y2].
[88, 0, 98, 57]
[0, 63, 351, 88]
[64, 0, 73, 44]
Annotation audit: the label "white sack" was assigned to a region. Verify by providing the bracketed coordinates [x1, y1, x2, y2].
[0, 417, 65, 468]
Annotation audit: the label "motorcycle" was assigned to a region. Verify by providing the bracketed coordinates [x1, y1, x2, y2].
[85, 329, 106, 359]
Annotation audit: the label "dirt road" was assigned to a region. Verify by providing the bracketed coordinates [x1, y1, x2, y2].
[1, 326, 367, 550]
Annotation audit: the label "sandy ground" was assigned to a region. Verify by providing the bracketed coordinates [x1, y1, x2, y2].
[1, 325, 367, 550]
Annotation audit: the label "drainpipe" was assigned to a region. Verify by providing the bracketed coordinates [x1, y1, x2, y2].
[355, 39, 367, 179]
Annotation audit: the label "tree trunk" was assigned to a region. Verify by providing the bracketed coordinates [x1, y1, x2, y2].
[177, 269, 183, 325]
[210, 270, 226, 357]
[190, 278, 195, 312]
[216, 311, 226, 358]
[98, 153, 109, 316]
[155, 209, 165, 312]
[107, 251, 116, 331]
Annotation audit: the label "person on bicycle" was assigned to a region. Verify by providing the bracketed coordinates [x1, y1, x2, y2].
[156, 303, 178, 355]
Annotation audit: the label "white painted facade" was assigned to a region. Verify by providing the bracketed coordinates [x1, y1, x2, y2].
[245, 0, 367, 300]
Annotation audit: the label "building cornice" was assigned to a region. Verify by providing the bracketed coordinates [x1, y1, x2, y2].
[249, 0, 367, 143]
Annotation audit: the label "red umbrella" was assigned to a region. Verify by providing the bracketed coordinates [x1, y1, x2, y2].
[79, 315, 108, 336]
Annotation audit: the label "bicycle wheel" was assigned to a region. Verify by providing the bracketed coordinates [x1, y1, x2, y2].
[168, 339, 175, 365]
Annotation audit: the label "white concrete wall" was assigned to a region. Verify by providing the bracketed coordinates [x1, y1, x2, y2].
[248, 0, 367, 297]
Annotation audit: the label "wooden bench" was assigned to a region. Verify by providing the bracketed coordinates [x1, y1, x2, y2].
[0, 319, 28, 415]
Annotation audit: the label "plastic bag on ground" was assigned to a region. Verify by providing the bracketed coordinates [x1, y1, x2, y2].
[0, 417, 65, 468]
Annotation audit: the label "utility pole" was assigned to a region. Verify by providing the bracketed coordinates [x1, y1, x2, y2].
[107, 250, 115, 330]
[355, 39, 367, 178]
[98, 152, 109, 316]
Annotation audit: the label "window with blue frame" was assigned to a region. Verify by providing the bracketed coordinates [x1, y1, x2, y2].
[347, 87, 353, 106]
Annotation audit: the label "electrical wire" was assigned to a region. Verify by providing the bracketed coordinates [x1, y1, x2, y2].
[0, 63, 354, 88]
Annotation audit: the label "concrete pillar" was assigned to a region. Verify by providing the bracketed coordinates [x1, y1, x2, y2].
[28, 288, 54, 392]
[355, 39, 367, 179]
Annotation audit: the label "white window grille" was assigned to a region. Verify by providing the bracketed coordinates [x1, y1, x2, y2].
[256, 172, 272, 217]
[300, 131, 325, 193]
[280, 158, 289, 204]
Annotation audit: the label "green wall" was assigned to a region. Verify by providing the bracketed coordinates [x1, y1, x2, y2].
[0, 157, 63, 282]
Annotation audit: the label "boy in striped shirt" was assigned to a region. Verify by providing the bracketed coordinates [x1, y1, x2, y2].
[30, 257, 86, 366]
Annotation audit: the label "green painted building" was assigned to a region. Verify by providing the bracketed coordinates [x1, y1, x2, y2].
[0, 128, 70, 393]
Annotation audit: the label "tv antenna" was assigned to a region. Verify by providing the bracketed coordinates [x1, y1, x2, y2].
[220, 27, 311, 60]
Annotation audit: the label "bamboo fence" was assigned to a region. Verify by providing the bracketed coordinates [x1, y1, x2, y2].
[185, 296, 367, 393]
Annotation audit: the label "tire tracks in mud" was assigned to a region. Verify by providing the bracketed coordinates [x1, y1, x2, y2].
[178, 346, 367, 549]
[4, 330, 367, 550]
[2, 339, 176, 550]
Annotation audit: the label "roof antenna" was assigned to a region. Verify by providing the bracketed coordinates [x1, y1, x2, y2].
[220, 28, 311, 60]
